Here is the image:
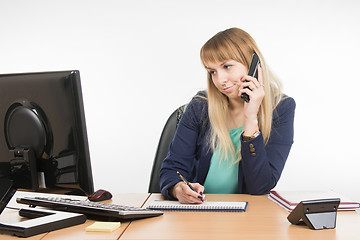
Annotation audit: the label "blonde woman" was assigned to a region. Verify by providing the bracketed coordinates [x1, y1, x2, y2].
[160, 28, 295, 204]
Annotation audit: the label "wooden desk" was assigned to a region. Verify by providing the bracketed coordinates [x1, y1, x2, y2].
[0, 192, 150, 240]
[121, 194, 360, 240]
[2, 193, 360, 239]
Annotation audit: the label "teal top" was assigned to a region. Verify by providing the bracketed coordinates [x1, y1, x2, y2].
[203, 126, 243, 194]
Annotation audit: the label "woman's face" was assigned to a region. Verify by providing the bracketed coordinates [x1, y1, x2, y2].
[206, 60, 247, 99]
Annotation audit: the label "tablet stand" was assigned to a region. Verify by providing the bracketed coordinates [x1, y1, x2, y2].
[0, 179, 86, 237]
[287, 198, 340, 230]
[0, 208, 86, 237]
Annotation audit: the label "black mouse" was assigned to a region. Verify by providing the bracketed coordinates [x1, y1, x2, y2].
[88, 189, 112, 202]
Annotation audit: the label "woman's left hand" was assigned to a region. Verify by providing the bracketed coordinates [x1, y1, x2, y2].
[238, 64, 265, 120]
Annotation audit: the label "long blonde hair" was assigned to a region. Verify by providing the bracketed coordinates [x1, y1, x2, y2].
[200, 28, 282, 163]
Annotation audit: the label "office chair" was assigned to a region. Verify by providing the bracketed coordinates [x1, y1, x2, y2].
[148, 105, 186, 193]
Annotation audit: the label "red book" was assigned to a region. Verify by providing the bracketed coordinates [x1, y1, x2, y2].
[268, 190, 360, 211]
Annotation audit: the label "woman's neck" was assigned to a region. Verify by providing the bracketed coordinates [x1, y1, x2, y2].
[228, 97, 244, 111]
[227, 98, 245, 129]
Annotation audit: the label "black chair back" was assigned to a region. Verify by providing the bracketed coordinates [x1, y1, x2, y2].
[148, 105, 186, 193]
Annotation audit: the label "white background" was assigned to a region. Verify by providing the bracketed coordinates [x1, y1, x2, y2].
[1, 0, 359, 201]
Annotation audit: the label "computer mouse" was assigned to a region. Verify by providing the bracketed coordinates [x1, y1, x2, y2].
[88, 189, 113, 202]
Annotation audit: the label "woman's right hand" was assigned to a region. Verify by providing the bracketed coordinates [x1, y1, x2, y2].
[170, 182, 205, 204]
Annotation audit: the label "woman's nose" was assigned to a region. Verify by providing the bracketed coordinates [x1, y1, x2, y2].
[219, 73, 228, 85]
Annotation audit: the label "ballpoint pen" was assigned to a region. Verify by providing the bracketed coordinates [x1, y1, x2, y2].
[176, 171, 204, 202]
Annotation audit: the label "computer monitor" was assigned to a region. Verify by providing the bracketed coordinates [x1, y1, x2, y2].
[0, 70, 94, 196]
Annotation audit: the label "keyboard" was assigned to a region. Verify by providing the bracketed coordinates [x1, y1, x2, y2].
[16, 196, 163, 220]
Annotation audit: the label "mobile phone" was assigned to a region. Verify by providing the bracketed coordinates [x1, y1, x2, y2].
[240, 53, 260, 103]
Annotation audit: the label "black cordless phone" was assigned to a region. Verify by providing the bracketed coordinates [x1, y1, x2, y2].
[240, 53, 260, 103]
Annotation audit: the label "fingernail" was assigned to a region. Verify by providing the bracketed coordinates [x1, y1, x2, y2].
[200, 191, 203, 195]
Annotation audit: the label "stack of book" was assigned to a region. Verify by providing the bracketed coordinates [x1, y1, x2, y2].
[268, 190, 360, 212]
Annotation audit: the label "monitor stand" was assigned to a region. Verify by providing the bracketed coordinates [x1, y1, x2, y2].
[0, 179, 86, 237]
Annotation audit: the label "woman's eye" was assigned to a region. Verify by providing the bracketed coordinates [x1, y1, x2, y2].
[209, 70, 216, 75]
[224, 65, 232, 69]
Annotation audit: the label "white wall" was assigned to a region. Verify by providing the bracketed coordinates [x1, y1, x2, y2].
[1, 0, 359, 201]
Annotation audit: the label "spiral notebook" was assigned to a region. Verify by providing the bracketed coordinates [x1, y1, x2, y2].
[147, 200, 248, 212]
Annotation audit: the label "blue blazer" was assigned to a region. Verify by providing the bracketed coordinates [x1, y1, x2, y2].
[159, 91, 296, 199]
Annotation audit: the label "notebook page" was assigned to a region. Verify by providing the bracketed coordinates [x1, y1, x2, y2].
[148, 200, 248, 212]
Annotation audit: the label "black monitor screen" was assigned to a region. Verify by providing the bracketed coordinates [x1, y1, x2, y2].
[0, 70, 94, 196]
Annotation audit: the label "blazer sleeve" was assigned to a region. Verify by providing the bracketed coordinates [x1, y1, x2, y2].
[240, 96, 296, 194]
[159, 95, 206, 199]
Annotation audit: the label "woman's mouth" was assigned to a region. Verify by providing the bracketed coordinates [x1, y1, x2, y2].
[223, 85, 234, 92]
